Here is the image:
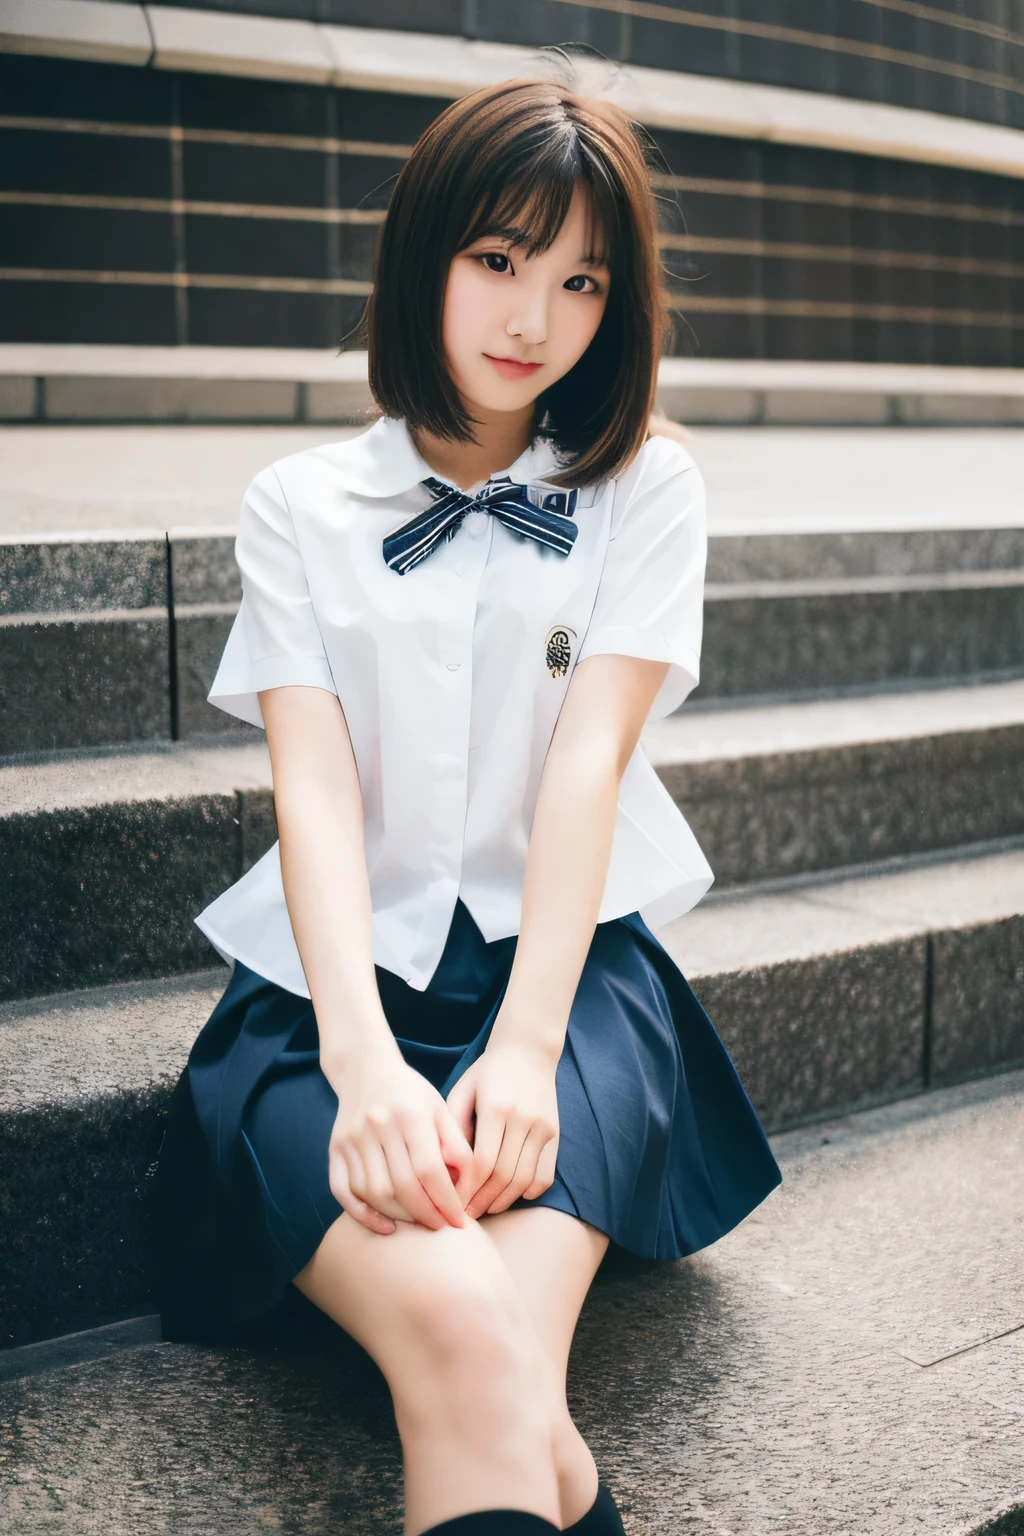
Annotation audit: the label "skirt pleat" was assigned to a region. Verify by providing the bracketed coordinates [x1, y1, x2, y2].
[152, 900, 782, 1343]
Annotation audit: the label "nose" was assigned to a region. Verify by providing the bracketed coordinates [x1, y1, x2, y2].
[505, 281, 548, 347]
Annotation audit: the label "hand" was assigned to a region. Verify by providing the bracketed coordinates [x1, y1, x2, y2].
[326, 1048, 474, 1236]
[446, 1040, 559, 1219]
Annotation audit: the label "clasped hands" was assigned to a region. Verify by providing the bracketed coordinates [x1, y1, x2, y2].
[326, 1029, 560, 1236]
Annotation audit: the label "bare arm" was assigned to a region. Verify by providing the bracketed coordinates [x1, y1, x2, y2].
[260, 685, 393, 1069]
[259, 684, 472, 1234]
[446, 652, 670, 1217]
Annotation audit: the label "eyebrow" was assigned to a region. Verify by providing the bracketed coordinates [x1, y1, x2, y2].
[469, 226, 610, 267]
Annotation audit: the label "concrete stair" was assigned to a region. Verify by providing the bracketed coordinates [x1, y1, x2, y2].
[4, 525, 1024, 752]
[3, 432, 1023, 1533]
[4, 679, 1023, 1001]
[2, 1069, 1022, 1535]
[2, 845, 1022, 1355]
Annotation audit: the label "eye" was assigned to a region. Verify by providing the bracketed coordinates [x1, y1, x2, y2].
[564, 273, 600, 294]
[481, 252, 513, 274]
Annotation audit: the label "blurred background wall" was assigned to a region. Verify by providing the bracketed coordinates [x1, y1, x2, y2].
[2, 0, 1023, 368]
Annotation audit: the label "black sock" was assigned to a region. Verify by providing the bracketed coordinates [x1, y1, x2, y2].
[419, 1513, 560, 1534]
[564, 1483, 627, 1534]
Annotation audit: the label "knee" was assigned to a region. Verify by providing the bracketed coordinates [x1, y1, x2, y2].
[404, 1262, 542, 1387]
[394, 1257, 556, 1448]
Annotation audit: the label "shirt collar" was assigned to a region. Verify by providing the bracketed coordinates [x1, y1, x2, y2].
[325, 415, 571, 499]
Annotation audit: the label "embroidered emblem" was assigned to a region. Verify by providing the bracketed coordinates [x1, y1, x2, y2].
[545, 625, 576, 678]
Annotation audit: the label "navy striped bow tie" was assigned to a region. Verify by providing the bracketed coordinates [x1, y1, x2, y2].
[383, 475, 579, 576]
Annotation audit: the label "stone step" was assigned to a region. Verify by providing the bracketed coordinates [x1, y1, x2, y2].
[3, 681, 1023, 1001]
[4, 424, 1023, 542]
[7, 346, 1024, 428]
[5, 1070, 1022, 1535]
[1, 843, 1021, 1359]
[2, 1069, 1022, 1533]
[698, 568, 1024, 705]
[646, 677, 1024, 887]
[0, 737, 273, 1001]
[4, 528, 1023, 751]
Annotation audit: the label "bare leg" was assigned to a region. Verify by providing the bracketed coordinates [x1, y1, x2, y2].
[480, 1206, 610, 1527]
[291, 1211, 564, 1535]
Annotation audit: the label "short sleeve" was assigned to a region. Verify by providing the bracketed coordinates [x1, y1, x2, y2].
[576, 437, 707, 720]
[207, 466, 338, 729]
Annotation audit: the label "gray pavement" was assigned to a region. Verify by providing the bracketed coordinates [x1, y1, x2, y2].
[1, 1070, 1021, 1535]
[1, 425, 1022, 537]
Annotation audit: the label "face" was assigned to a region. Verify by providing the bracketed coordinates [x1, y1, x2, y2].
[441, 183, 611, 418]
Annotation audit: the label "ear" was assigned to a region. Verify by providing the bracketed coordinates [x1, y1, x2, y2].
[646, 408, 690, 446]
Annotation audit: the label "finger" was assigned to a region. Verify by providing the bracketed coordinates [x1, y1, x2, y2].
[330, 1150, 396, 1236]
[487, 1126, 551, 1214]
[380, 1125, 448, 1231]
[462, 1111, 507, 1215]
[444, 1075, 477, 1149]
[355, 1131, 415, 1224]
[466, 1119, 525, 1220]
[406, 1119, 467, 1228]
[435, 1104, 474, 1198]
[522, 1133, 558, 1201]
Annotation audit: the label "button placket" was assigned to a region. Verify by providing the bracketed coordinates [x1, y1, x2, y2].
[429, 534, 484, 882]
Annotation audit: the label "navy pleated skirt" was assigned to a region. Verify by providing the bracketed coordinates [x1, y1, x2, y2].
[152, 899, 781, 1344]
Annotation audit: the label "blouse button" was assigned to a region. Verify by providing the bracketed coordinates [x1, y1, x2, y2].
[446, 662, 461, 671]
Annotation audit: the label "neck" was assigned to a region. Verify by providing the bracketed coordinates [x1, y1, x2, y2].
[414, 400, 535, 493]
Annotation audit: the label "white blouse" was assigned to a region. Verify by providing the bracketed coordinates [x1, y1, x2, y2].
[195, 414, 713, 996]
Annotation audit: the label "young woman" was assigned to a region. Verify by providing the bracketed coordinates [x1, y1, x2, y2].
[153, 79, 781, 1536]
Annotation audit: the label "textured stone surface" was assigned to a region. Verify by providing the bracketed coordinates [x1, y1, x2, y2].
[44, 376, 301, 423]
[0, 537, 167, 614]
[1, 1072, 1021, 1534]
[0, 737, 269, 997]
[0, 972, 225, 1348]
[0, 970, 226, 1115]
[705, 528, 1024, 584]
[698, 577, 1024, 701]
[675, 725, 1024, 886]
[169, 534, 239, 607]
[174, 606, 246, 738]
[930, 916, 1024, 1085]
[0, 737, 270, 817]
[0, 797, 238, 1000]
[663, 848, 1024, 978]
[691, 938, 926, 1130]
[0, 611, 171, 754]
[3, 726, 1022, 999]
[3, 426, 1022, 539]
[240, 786, 279, 872]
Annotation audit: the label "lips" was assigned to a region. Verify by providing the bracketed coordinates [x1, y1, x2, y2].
[484, 355, 543, 380]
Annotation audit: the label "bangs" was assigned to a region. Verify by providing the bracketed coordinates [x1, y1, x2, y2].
[458, 131, 616, 269]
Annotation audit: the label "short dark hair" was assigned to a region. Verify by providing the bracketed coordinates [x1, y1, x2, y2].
[365, 79, 668, 489]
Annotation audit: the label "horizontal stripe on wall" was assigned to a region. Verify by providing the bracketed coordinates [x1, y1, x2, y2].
[0, 115, 413, 158]
[661, 236, 1024, 283]
[509, 0, 1024, 97]
[0, 192, 387, 225]
[862, 0, 1018, 46]
[6, 2, 1023, 152]
[3, 196, 1021, 283]
[0, 268, 372, 296]
[7, 121, 1024, 234]
[652, 174, 1024, 231]
[567, 0, 1022, 51]
[671, 296, 1024, 328]
[3, 185, 1021, 240]
[3, 52, 1022, 364]
[3, 267, 1020, 329]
